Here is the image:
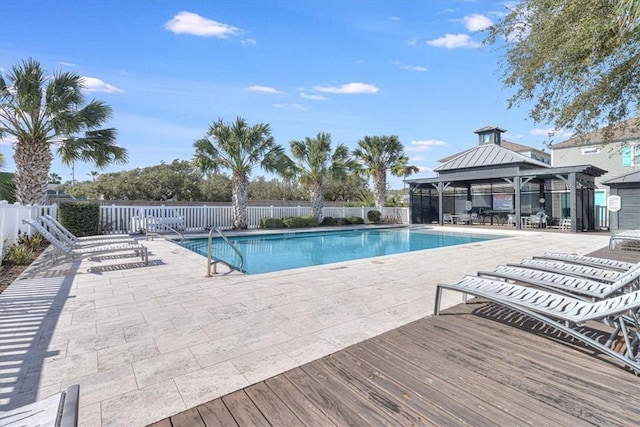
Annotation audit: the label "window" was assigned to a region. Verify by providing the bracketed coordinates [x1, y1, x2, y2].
[622, 143, 640, 166]
[482, 134, 490, 143]
[581, 147, 600, 155]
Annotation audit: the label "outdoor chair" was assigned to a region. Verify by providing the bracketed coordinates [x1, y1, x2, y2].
[536, 252, 636, 272]
[506, 258, 628, 283]
[434, 275, 640, 374]
[40, 215, 136, 248]
[0, 384, 79, 427]
[610, 230, 640, 250]
[23, 219, 149, 265]
[478, 262, 640, 300]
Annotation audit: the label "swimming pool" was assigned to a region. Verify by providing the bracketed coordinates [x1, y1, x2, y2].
[179, 227, 503, 275]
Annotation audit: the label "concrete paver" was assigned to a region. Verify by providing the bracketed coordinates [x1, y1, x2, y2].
[0, 226, 613, 426]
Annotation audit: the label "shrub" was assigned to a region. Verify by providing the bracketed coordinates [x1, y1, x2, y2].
[336, 217, 351, 225]
[367, 210, 382, 223]
[16, 230, 46, 252]
[260, 218, 285, 228]
[5, 244, 36, 265]
[321, 216, 336, 226]
[347, 216, 364, 225]
[282, 216, 319, 228]
[58, 201, 100, 237]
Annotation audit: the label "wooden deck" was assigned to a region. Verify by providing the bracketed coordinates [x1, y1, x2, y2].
[150, 248, 640, 427]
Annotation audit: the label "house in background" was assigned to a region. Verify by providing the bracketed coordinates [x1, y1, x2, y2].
[550, 119, 640, 208]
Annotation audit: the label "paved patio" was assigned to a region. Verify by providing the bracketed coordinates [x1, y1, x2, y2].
[0, 226, 612, 426]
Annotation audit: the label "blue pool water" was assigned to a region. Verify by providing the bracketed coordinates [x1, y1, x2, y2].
[180, 227, 502, 275]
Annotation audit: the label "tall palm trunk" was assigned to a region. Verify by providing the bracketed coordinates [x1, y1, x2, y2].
[309, 181, 324, 222]
[373, 171, 387, 208]
[232, 172, 249, 229]
[14, 140, 52, 205]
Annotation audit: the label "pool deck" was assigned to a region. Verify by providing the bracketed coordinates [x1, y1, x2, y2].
[0, 225, 620, 426]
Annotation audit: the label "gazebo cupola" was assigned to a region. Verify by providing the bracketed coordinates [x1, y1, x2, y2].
[474, 126, 506, 146]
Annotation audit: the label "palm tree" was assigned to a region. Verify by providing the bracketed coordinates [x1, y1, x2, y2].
[88, 170, 99, 182]
[0, 152, 16, 202]
[290, 132, 353, 222]
[0, 58, 128, 204]
[193, 117, 292, 229]
[352, 135, 417, 208]
[48, 172, 62, 184]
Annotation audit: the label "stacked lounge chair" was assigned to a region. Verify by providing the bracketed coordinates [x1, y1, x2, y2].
[434, 252, 640, 374]
[23, 218, 149, 265]
[39, 215, 136, 248]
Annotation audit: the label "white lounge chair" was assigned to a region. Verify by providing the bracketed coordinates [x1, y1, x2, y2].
[507, 258, 627, 284]
[0, 384, 79, 427]
[478, 263, 640, 300]
[39, 215, 135, 248]
[536, 252, 635, 272]
[434, 276, 640, 374]
[24, 219, 148, 265]
[610, 230, 640, 250]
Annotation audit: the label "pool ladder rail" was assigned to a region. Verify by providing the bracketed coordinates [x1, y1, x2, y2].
[145, 216, 185, 244]
[207, 227, 245, 276]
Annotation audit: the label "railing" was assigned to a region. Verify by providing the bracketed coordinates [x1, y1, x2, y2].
[144, 216, 185, 244]
[206, 227, 244, 275]
[0, 202, 57, 259]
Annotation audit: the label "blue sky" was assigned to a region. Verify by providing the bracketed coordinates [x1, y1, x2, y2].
[0, 0, 571, 189]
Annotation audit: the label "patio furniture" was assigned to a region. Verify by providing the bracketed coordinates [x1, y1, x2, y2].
[610, 230, 640, 250]
[23, 219, 149, 265]
[478, 263, 640, 300]
[536, 252, 636, 272]
[507, 258, 627, 283]
[1, 384, 79, 427]
[434, 275, 640, 374]
[40, 215, 135, 248]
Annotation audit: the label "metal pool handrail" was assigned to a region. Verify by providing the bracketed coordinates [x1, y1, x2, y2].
[207, 227, 244, 276]
[145, 216, 185, 244]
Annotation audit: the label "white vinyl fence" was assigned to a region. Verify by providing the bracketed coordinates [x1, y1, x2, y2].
[1, 201, 409, 259]
[0, 201, 58, 259]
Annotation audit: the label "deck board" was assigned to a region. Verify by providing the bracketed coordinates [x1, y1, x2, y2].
[150, 248, 640, 427]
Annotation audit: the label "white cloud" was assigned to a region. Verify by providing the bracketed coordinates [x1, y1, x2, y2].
[530, 128, 573, 139]
[392, 60, 427, 72]
[165, 11, 240, 38]
[247, 85, 281, 94]
[0, 135, 17, 146]
[390, 16, 401, 21]
[426, 33, 480, 49]
[314, 82, 379, 94]
[300, 92, 328, 101]
[81, 77, 123, 93]
[241, 38, 256, 45]
[463, 14, 493, 31]
[58, 61, 76, 67]
[406, 139, 447, 152]
[274, 103, 305, 111]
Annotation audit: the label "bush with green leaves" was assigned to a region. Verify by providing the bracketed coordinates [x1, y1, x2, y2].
[17, 231, 45, 252]
[260, 217, 285, 228]
[347, 216, 364, 225]
[336, 217, 351, 225]
[321, 216, 336, 226]
[58, 201, 101, 237]
[5, 244, 36, 265]
[367, 210, 382, 223]
[282, 216, 319, 228]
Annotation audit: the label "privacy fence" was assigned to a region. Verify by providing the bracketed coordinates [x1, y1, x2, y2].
[1, 201, 409, 258]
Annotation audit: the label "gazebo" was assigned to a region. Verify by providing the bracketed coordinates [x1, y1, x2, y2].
[407, 143, 606, 232]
